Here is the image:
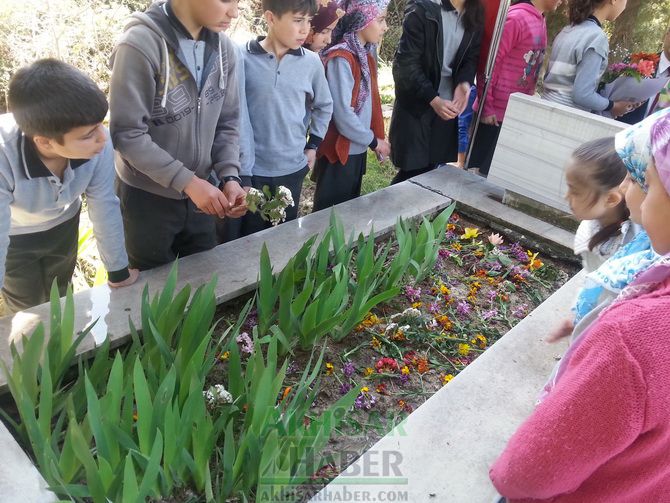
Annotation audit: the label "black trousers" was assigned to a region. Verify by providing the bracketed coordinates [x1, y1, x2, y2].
[468, 122, 501, 176]
[2, 209, 80, 313]
[390, 164, 437, 185]
[312, 153, 367, 212]
[241, 166, 308, 236]
[116, 179, 217, 270]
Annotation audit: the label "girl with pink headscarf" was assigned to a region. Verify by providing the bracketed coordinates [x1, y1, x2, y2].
[491, 109, 670, 501]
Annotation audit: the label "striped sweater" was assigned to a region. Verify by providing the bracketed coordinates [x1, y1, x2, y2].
[541, 19, 609, 111]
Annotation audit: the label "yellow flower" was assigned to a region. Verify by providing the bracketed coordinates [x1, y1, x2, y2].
[361, 386, 369, 393]
[526, 250, 543, 270]
[471, 334, 487, 349]
[451, 242, 462, 252]
[325, 362, 334, 376]
[461, 227, 480, 240]
[439, 284, 450, 295]
[371, 336, 382, 350]
[219, 351, 230, 361]
[357, 312, 381, 331]
[457, 343, 471, 356]
[364, 367, 374, 377]
[442, 374, 454, 385]
[411, 301, 423, 309]
[447, 223, 456, 231]
[401, 365, 410, 375]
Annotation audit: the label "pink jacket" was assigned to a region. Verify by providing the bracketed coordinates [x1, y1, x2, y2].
[474, 3, 547, 122]
[490, 278, 670, 501]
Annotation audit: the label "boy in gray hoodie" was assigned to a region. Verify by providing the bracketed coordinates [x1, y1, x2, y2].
[0, 59, 137, 313]
[240, 0, 333, 235]
[110, 0, 246, 270]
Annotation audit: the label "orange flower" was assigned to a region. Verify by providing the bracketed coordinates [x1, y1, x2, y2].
[376, 383, 388, 395]
[391, 330, 406, 342]
[435, 315, 453, 330]
[371, 336, 382, 350]
[280, 386, 292, 403]
[416, 357, 430, 374]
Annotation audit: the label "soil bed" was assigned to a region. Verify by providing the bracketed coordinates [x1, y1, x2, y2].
[211, 213, 579, 501]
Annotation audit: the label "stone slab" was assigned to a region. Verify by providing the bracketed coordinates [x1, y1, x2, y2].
[409, 165, 576, 254]
[312, 271, 583, 503]
[0, 421, 55, 502]
[487, 93, 626, 213]
[0, 180, 452, 391]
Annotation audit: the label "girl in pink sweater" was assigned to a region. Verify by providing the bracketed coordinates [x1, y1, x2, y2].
[490, 109, 670, 501]
[469, 0, 561, 175]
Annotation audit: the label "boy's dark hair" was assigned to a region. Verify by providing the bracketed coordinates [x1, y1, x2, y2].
[568, 0, 607, 25]
[571, 136, 629, 251]
[8, 58, 108, 142]
[263, 0, 317, 17]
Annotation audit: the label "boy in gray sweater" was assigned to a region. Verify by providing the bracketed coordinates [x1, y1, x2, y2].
[240, 0, 333, 235]
[110, 0, 247, 270]
[0, 59, 137, 313]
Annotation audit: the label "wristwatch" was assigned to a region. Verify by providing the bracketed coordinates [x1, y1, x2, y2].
[222, 175, 242, 185]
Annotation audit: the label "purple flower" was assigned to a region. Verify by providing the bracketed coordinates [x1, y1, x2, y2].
[245, 309, 258, 328]
[354, 392, 377, 410]
[399, 373, 410, 385]
[404, 285, 422, 303]
[482, 308, 499, 320]
[509, 243, 528, 263]
[428, 301, 440, 314]
[236, 332, 254, 354]
[339, 382, 352, 395]
[456, 301, 472, 317]
[445, 230, 456, 240]
[511, 304, 528, 319]
[343, 362, 356, 378]
[486, 290, 498, 302]
[438, 248, 451, 260]
[489, 262, 502, 272]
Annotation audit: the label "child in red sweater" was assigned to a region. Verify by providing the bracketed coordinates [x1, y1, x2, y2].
[469, 0, 561, 176]
[490, 109, 670, 501]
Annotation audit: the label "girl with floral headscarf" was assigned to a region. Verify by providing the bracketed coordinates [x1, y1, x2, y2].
[312, 0, 390, 211]
[491, 109, 670, 501]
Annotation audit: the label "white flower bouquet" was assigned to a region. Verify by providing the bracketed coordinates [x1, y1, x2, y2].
[246, 185, 295, 226]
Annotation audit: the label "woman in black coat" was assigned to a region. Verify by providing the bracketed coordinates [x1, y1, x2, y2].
[389, 0, 483, 183]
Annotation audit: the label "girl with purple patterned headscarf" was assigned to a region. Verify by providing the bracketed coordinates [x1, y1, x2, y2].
[312, 0, 390, 212]
[322, 0, 389, 114]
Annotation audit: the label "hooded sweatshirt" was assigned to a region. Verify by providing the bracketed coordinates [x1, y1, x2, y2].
[109, 0, 240, 200]
[474, 1, 547, 122]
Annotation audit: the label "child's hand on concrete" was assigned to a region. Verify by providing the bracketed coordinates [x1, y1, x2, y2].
[184, 176, 231, 218]
[223, 180, 248, 218]
[108, 268, 139, 288]
[305, 148, 317, 170]
[546, 318, 574, 343]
